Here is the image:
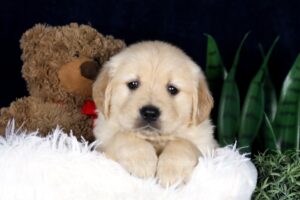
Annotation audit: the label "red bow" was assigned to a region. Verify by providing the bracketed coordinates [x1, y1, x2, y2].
[81, 100, 98, 127]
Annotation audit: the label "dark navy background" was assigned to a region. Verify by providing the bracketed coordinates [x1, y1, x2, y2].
[1, 0, 300, 107]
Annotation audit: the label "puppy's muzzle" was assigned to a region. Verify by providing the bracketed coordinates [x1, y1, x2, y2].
[139, 105, 160, 122]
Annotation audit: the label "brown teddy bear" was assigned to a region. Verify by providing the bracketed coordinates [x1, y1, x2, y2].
[0, 23, 125, 142]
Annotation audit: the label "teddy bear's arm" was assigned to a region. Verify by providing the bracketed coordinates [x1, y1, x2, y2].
[0, 96, 94, 141]
[0, 97, 32, 135]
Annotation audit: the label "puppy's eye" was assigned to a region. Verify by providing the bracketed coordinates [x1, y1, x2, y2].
[167, 84, 179, 95]
[127, 80, 140, 90]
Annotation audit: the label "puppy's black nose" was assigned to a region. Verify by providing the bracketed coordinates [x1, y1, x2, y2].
[140, 105, 161, 122]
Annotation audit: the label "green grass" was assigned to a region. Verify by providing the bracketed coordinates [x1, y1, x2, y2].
[253, 151, 300, 199]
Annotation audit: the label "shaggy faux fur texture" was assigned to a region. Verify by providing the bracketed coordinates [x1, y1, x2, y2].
[0, 122, 257, 200]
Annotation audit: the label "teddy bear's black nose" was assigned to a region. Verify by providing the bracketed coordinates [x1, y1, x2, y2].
[140, 105, 161, 122]
[80, 61, 101, 80]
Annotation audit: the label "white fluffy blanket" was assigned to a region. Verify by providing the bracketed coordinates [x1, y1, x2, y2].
[0, 122, 257, 200]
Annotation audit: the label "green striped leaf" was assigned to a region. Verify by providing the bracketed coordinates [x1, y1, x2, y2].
[264, 113, 280, 151]
[258, 44, 278, 151]
[217, 33, 249, 146]
[297, 97, 300, 151]
[228, 32, 250, 80]
[274, 54, 300, 151]
[238, 37, 279, 152]
[204, 34, 228, 130]
[259, 44, 278, 120]
[264, 70, 277, 120]
[204, 34, 227, 93]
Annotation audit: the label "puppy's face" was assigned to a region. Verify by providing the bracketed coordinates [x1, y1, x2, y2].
[93, 41, 213, 135]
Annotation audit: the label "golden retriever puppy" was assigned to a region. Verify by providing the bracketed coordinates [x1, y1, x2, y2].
[93, 41, 218, 187]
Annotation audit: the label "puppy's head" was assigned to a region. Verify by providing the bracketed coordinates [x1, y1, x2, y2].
[93, 41, 213, 135]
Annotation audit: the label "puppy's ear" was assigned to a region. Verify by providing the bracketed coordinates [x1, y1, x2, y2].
[93, 66, 112, 119]
[192, 77, 214, 125]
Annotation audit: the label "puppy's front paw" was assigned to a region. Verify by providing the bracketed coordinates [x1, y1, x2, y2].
[156, 155, 196, 187]
[103, 133, 158, 179]
[156, 139, 200, 187]
[119, 143, 157, 178]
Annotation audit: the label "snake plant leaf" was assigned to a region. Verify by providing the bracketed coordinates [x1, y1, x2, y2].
[259, 44, 278, 120]
[228, 32, 250, 79]
[217, 33, 249, 146]
[273, 53, 300, 151]
[204, 34, 228, 129]
[217, 81, 240, 146]
[297, 97, 300, 151]
[238, 37, 279, 152]
[204, 34, 227, 94]
[264, 113, 280, 151]
[258, 44, 278, 151]
[260, 73, 278, 150]
[263, 70, 278, 120]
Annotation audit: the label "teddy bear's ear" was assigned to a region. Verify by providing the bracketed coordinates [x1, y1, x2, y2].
[80, 60, 101, 80]
[20, 24, 48, 57]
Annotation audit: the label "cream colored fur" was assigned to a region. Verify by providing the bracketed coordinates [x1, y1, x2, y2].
[93, 41, 218, 187]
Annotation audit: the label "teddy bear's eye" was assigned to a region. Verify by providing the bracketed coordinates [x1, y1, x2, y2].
[167, 84, 179, 96]
[127, 80, 140, 90]
[74, 51, 80, 57]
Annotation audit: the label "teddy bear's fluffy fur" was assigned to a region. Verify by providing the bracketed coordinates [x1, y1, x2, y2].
[0, 23, 125, 141]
